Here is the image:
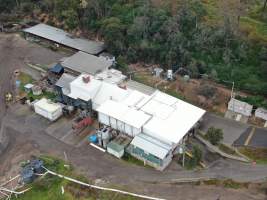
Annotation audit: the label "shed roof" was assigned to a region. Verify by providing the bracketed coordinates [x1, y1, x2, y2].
[55, 73, 76, 90]
[228, 98, 253, 116]
[61, 51, 112, 75]
[24, 83, 34, 89]
[130, 133, 172, 159]
[23, 24, 105, 55]
[255, 107, 267, 121]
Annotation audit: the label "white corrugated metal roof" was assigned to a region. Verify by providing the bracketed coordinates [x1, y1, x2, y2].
[96, 100, 151, 129]
[121, 90, 150, 108]
[92, 82, 130, 110]
[61, 51, 112, 75]
[34, 98, 62, 113]
[228, 98, 253, 117]
[141, 91, 206, 144]
[68, 74, 102, 101]
[23, 24, 105, 55]
[95, 69, 127, 84]
[131, 133, 172, 159]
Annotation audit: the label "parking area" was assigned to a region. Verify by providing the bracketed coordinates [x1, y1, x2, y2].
[9, 103, 96, 148]
[234, 127, 267, 148]
[201, 113, 249, 146]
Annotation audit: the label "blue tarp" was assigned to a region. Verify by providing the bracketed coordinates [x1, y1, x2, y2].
[50, 63, 64, 74]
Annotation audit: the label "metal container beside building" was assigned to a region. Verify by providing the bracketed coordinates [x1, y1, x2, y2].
[33, 98, 63, 121]
[107, 135, 131, 158]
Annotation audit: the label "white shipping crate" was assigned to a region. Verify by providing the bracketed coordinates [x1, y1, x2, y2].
[34, 98, 62, 121]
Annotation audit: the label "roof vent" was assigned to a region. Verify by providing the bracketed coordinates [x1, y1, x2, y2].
[82, 75, 90, 83]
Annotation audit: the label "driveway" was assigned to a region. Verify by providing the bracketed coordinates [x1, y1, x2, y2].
[234, 127, 267, 148]
[201, 113, 250, 146]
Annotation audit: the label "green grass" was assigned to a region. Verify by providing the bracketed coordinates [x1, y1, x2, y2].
[18, 72, 57, 101]
[239, 147, 267, 164]
[218, 143, 238, 156]
[203, 179, 249, 189]
[27, 91, 57, 101]
[122, 153, 150, 168]
[18, 72, 33, 85]
[12, 155, 138, 200]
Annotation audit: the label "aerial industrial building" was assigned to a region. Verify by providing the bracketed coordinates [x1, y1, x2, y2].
[25, 23, 206, 170]
[55, 72, 205, 170]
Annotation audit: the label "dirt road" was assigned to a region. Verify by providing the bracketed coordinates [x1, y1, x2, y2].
[0, 33, 67, 128]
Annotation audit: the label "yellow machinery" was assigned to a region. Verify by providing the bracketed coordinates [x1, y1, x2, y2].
[5, 92, 13, 103]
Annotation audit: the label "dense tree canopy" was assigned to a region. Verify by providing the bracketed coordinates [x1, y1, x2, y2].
[1, 0, 267, 96]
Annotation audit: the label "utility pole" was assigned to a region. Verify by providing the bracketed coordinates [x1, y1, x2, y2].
[182, 145, 185, 168]
[231, 81, 235, 99]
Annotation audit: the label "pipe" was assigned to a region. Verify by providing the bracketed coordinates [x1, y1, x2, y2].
[0, 187, 31, 195]
[42, 166, 166, 200]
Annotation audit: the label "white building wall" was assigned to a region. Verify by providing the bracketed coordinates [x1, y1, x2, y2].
[110, 117, 117, 129]
[98, 112, 110, 126]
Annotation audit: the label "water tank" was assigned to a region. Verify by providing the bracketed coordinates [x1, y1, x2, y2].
[97, 130, 103, 146]
[21, 167, 34, 184]
[167, 70, 173, 80]
[102, 129, 110, 149]
[89, 134, 98, 143]
[15, 80, 21, 88]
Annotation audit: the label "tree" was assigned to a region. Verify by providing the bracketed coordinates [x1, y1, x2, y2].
[100, 17, 125, 55]
[206, 127, 224, 145]
[263, 0, 267, 12]
[191, 145, 202, 167]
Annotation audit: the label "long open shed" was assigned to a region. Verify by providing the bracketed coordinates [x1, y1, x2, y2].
[23, 24, 105, 55]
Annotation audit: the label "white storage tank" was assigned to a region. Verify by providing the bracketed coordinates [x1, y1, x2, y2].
[33, 98, 62, 121]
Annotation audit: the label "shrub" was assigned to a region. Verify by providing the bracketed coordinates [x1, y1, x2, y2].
[198, 84, 217, 99]
[205, 127, 223, 145]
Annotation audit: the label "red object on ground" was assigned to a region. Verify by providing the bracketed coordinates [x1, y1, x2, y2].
[252, 161, 257, 166]
[72, 117, 93, 131]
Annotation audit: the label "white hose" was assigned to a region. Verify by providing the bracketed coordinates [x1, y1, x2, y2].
[43, 166, 166, 200]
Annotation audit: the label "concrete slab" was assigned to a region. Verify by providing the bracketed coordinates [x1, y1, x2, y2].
[201, 113, 249, 146]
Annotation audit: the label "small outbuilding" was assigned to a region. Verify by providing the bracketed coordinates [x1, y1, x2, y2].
[255, 107, 267, 127]
[107, 135, 131, 158]
[153, 67, 164, 78]
[226, 98, 253, 123]
[24, 83, 34, 93]
[34, 98, 62, 121]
